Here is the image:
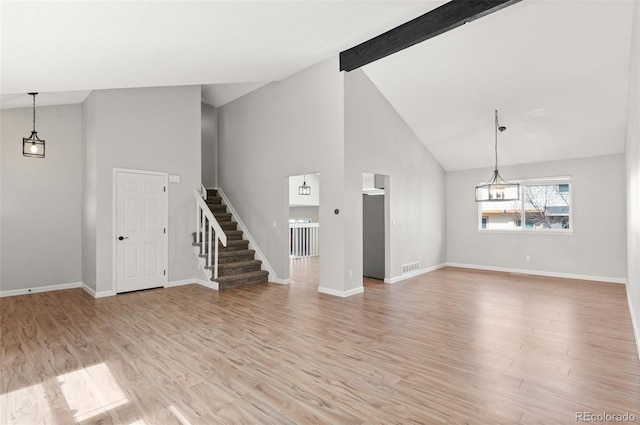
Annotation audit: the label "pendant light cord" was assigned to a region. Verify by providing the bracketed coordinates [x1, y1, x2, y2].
[494, 109, 499, 172]
[32, 94, 36, 133]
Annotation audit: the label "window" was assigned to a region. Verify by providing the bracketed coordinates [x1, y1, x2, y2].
[479, 177, 571, 232]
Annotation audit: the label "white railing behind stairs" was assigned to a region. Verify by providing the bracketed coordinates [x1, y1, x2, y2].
[194, 188, 227, 280]
[289, 222, 320, 257]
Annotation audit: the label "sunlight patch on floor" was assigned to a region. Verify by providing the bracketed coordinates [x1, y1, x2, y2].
[0, 382, 53, 425]
[56, 362, 129, 422]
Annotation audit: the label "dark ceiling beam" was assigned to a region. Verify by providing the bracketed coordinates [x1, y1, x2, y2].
[339, 0, 522, 72]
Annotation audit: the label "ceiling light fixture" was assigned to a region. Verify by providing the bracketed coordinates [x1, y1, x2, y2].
[298, 175, 311, 196]
[22, 93, 45, 158]
[475, 110, 519, 202]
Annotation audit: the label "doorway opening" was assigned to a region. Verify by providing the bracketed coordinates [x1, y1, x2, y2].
[288, 172, 320, 289]
[362, 173, 389, 282]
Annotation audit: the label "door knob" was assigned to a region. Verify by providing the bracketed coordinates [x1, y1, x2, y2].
[118, 236, 129, 241]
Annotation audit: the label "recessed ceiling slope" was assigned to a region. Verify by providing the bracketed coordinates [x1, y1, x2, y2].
[1, 1, 437, 97]
[0, 91, 92, 110]
[201, 82, 270, 108]
[363, 0, 634, 171]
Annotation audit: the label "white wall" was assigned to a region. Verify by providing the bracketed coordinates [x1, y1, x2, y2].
[83, 86, 201, 294]
[447, 154, 627, 282]
[82, 94, 98, 291]
[289, 206, 319, 223]
[344, 69, 447, 288]
[218, 58, 346, 289]
[1, 104, 83, 292]
[625, 0, 640, 356]
[201, 102, 218, 188]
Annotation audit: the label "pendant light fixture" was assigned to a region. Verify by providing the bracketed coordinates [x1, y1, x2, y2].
[475, 110, 519, 202]
[22, 93, 45, 158]
[298, 175, 311, 195]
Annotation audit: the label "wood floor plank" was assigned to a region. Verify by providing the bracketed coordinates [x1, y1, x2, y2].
[1, 261, 639, 424]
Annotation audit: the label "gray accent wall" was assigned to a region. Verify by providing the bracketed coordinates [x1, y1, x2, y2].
[218, 59, 447, 291]
[201, 102, 218, 188]
[82, 94, 98, 291]
[626, 0, 640, 355]
[1, 104, 83, 291]
[82, 86, 201, 294]
[363, 194, 385, 280]
[344, 69, 447, 286]
[218, 58, 346, 289]
[446, 154, 627, 281]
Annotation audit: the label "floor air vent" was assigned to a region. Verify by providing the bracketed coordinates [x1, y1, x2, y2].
[401, 262, 420, 275]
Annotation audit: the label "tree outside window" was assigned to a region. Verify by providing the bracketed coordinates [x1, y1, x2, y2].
[479, 179, 571, 232]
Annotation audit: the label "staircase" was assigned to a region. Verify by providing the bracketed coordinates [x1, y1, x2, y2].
[193, 188, 269, 289]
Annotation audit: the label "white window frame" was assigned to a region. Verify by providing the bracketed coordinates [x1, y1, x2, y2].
[477, 175, 573, 234]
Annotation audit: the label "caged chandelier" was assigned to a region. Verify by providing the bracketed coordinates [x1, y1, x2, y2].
[298, 175, 311, 196]
[22, 93, 46, 158]
[475, 110, 519, 202]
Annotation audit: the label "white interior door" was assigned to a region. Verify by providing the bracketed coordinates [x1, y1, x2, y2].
[116, 171, 167, 293]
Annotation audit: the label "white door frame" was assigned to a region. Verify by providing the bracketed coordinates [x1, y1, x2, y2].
[112, 168, 169, 293]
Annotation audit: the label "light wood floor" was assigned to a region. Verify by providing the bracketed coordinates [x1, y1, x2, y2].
[2, 260, 639, 424]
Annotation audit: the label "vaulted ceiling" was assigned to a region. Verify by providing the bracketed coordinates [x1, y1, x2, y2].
[1, 1, 635, 171]
[362, 0, 635, 170]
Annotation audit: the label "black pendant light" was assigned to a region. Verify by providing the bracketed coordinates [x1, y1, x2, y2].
[475, 110, 519, 202]
[298, 175, 311, 195]
[22, 92, 45, 158]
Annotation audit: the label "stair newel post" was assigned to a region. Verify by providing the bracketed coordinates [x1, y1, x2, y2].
[196, 202, 201, 247]
[214, 236, 220, 280]
[207, 223, 212, 270]
[201, 206, 206, 257]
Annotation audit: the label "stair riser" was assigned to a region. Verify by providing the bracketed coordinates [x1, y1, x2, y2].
[220, 223, 237, 231]
[205, 196, 222, 205]
[207, 204, 227, 213]
[192, 225, 234, 241]
[198, 239, 248, 248]
[200, 226, 238, 234]
[213, 214, 232, 222]
[217, 274, 268, 290]
[218, 264, 262, 277]
[200, 250, 253, 263]
[218, 253, 255, 263]
[192, 232, 243, 245]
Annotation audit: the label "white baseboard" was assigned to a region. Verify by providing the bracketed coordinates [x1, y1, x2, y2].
[318, 286, 364, 297]
[166, 278, 219, 291]
[81, 284, 116, 298]
[196, 279, 219, 290]
[446, 262, 627, 284]
[81, 284, 96, 297]
[384, 263, 447, 284]
[0, 281, 83, 298]
[270, 277, 291, 285]
[166, 279, 197, 288]
[627, 287, 640, 360]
